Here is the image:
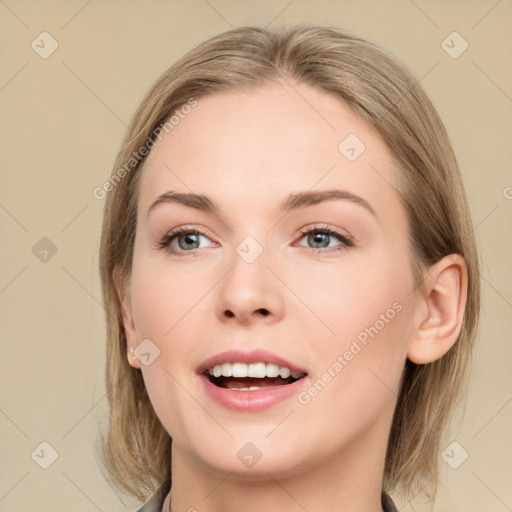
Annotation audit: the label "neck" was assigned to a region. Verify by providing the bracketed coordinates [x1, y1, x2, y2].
[169, 418, 390, 512]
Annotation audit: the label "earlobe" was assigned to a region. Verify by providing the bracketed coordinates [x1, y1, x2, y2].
[407, 254, 468, 364]
[113, 268, 141, 369]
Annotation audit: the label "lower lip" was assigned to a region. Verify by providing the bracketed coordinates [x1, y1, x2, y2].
[199, 374, 308, 412]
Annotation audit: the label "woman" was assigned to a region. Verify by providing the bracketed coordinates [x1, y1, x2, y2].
[97, 25, 480, 512]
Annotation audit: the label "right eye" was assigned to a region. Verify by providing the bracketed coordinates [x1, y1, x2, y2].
[157, 226, 217, 255]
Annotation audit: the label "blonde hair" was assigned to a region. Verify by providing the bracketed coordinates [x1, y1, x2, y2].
[97, 24, 480, 503]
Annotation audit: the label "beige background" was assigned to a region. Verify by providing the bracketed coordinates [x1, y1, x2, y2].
[1, 0, 511, 511]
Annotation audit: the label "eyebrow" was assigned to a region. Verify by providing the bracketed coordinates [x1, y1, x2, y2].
[146, 189, 376, 220]
[280, 189, 376, 216]
[146, 192, 219, 220]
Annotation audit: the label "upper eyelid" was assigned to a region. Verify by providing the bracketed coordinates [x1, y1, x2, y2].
[165, 225, 216, 240]
[164, 224, 347, 237]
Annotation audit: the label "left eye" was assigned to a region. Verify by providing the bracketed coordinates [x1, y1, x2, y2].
[296, 227, 353, 250]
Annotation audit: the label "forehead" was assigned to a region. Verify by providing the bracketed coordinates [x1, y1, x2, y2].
[138, 82, 402, 221]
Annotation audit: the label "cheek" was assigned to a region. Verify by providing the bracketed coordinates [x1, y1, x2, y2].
[286, 244, 414, 341]
[128, 260, 208, 442]
[290, 249, 414, 413]
[130, 248, 208, 339]
[295, 299, 413, 447]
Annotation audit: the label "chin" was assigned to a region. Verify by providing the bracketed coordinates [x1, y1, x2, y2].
[183, 431, 310, 479]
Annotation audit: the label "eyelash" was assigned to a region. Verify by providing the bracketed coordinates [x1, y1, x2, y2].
[157, 224, 354, 256]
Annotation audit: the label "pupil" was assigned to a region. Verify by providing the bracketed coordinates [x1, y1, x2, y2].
[309, 232, 329, 248]
[179, 233, 199, 250]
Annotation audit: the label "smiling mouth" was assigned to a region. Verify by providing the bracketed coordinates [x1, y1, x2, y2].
[204, 362, 307, 391]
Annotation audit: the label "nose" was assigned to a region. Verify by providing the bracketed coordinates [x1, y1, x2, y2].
[215, 246, 285, 325]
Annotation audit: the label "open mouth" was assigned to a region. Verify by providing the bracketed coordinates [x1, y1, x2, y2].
[207, 374, 305, 390]
[204, 362, 307, 391]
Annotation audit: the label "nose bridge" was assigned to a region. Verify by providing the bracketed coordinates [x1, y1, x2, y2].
[216, 233, 284, 323]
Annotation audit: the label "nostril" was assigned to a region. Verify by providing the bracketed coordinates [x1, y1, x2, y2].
[223, 309, 269, 318]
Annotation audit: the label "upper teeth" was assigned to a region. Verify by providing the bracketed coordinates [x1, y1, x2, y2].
[208, 362, 303, 380]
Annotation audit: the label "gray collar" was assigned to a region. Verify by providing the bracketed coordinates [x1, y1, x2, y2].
[135, 480, 398, 512]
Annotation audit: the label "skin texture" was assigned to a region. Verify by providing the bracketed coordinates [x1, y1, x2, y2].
[118, 82, 467, 512]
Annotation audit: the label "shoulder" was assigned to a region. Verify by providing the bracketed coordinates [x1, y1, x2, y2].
[134, 480, 172, 512]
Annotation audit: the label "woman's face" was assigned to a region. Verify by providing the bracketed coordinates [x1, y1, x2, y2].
[124, 82, 421, 479]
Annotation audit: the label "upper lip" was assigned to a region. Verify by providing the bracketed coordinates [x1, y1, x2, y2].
[197, 349, 308, 375]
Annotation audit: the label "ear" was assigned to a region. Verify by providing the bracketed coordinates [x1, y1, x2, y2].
[407, 254, 468, 364]
[113, 268, 141, 369]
